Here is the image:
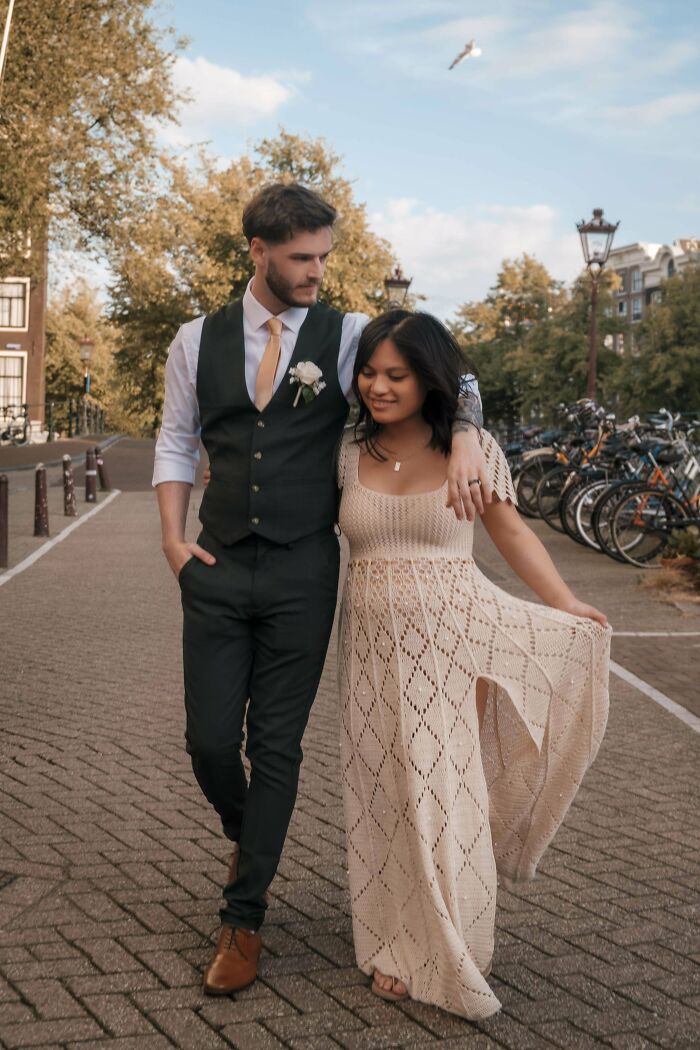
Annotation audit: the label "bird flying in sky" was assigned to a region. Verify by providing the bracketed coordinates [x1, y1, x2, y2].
[448, 39, 482, 69]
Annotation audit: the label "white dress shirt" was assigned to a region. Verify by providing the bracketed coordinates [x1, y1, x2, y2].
[152, 280, 480, 486]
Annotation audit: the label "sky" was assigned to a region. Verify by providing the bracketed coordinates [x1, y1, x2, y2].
[83, 0, 700, 318]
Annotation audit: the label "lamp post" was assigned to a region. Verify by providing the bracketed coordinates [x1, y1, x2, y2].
[576, 208, 619, 400]
[384, 265, 412, 307]
[79, 338, 94, 434]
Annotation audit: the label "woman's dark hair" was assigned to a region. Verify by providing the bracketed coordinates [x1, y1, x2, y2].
[352, 310, 476, 458]
[242, 182, 337, 245]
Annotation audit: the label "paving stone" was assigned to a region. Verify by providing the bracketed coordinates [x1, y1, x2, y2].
[80, 993, 160, 1036]
[0, 1017, 105, 1047]
[1, 448, 699, 1050]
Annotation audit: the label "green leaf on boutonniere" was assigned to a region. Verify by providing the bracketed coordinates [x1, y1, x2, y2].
[302, 386, 315, 403]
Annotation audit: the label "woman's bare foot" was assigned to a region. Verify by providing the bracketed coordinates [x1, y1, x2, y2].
[371, 968, 408, 1000]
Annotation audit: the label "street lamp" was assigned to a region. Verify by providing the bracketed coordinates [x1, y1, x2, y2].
[384, 265, 412, 307]
[79, 338, 94, 395]
[576, 208, 619, 400]
[79, 338, 94, 436]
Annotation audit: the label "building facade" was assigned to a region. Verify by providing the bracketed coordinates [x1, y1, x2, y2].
[608, 238, 699, 351]
[0, 242, 48, 432]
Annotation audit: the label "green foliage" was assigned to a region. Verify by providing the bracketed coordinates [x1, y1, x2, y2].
[610, 264, 700, 417]
[665, 524, 700, 561]
[0, 0, 184, 277]
[452, 256, 625, 428]
[108, 131, 396, 433]
[45, 282, 137, 434]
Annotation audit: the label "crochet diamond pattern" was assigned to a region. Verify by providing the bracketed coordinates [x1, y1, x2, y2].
[337, 430, 610, 1019]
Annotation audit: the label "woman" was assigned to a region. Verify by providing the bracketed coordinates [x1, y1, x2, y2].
[337, 310, 610, 1020]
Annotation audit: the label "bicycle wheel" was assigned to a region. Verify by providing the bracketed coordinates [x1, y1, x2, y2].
[571, 479, 609, 549]
[592, 481, 646, 562]
[535, 466, 570, 532]
[611, 488, 688, 567]
[515, 457, 557, 518]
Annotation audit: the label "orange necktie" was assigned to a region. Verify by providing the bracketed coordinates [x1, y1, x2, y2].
[254, 317, 283, 411]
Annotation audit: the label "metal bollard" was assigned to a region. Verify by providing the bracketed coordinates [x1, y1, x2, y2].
[34, 464, 49, 537]
[85, 448, 97, 503]
[94, 445, 112, 491]
[0, 474, 8, 568]
[63, 455, 77, 517]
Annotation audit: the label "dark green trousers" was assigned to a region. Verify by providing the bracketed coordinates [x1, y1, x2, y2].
[179, 527, 340, 931]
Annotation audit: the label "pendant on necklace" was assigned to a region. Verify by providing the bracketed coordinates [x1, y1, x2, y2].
[393, 461, 401, 472]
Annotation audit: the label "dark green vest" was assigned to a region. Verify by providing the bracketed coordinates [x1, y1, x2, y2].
[197, 299, 348, 545]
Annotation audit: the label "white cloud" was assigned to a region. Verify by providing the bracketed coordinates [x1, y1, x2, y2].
[370, 198, 583, 319]
[604, 91, 700, 126]
[165, 56, 299, 145]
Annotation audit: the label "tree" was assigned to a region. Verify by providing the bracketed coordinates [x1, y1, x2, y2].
[611, 263, 700, 416]
[45, 281, 133, 433]
[508, 270, 623, 420]
[452, 257, 624, 428]
[451, 255, 566, 430]
[108, 131, 396, 432]
[0, 0, 184, 277]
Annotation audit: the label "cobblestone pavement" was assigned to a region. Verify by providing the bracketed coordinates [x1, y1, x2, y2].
[1, 440, 699, 1050]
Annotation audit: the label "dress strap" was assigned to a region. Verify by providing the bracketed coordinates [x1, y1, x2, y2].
[337, 430, 360, 489]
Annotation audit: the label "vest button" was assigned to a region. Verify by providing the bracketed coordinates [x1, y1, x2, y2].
[256, 419, 265, 428]
[251, 484, 260, 493]
[251, 517, 260, 526]
[253, 451, 262, 460]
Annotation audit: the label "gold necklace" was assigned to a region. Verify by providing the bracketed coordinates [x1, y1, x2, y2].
[376, 437, 430, 473]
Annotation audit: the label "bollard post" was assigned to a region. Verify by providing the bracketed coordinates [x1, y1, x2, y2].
[85, 447, 97, 503]
[0, 474, 8, 568]
[94, 446, 112, 491]
[63, 455, 77, 517]
[34, 464, 49, 537]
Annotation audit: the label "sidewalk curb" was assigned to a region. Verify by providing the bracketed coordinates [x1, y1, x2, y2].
[0, 490, 121, 587]
[0, 433, 126, 473]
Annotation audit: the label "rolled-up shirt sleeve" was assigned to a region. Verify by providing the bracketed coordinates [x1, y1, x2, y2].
[152, 319, 203, 487]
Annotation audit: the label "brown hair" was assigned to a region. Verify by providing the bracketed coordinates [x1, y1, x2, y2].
[242, 183, 337, 245]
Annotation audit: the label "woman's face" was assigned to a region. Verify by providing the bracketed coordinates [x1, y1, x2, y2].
[357, 338, 426, 426]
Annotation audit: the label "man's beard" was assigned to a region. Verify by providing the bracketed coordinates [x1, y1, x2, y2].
[266, 260, 319, 308]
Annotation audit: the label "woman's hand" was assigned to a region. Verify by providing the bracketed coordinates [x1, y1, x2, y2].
[203, 466, 211, 487]
[554, 597, 609, 628]
[446, 428, 493, 522]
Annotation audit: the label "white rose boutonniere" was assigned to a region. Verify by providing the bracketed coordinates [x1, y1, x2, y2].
[289, 361, 326, 407]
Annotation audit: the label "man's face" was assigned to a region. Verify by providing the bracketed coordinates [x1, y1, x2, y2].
[251, 227, 333, 308]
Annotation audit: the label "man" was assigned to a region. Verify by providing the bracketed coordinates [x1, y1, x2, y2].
[153, 182, 489, 995]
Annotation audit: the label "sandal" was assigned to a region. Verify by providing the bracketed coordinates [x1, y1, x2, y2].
[371, 971, 409, 1002]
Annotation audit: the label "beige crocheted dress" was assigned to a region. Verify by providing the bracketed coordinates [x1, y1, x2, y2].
[337, 430, 610, 1020]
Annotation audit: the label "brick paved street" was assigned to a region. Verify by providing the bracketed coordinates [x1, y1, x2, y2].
[1, 439, 699, 1049]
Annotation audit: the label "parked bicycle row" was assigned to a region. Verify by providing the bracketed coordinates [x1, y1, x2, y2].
[503, 400, 700, 568]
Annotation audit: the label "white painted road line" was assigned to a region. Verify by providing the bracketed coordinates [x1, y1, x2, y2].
[613, 631, 700, 637]
[0, 490, 121, 587]
[610, 659, 700, 734]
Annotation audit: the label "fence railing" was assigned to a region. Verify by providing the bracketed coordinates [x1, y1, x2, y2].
[0, 399, 107, 444]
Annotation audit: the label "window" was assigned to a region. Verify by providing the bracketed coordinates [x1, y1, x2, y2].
[616, 270, 627, 293]
[0, 281, 28, 329]
[618, 300, 628, 316]
[632, 297, 642, 321]
[0, 354, 24, 410]
[632, 269, 642, 292]
[667, 258, 675, 278]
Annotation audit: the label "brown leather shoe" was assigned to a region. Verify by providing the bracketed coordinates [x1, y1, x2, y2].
[203, 925, 262, 995]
